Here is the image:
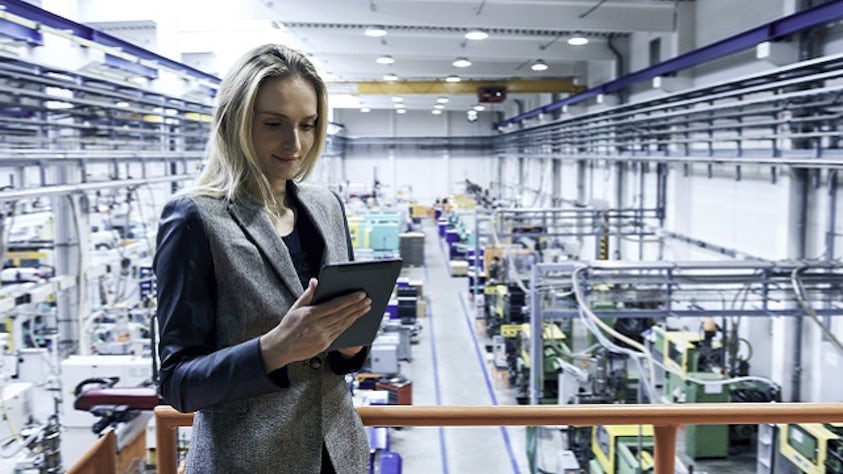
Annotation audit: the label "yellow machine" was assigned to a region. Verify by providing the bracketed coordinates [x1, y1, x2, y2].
[5, 249, 52, 268]
[779, 423, 843, 473]
[590, 424, 655, 474]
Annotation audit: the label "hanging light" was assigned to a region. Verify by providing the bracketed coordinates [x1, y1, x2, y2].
[364, 26, 387, 37]
[452, 57, 472, 68]
[383, 73, 398, 81]
[445, 75, 461, 83]
[464, 29, 488, 40]
[531, 59, 549, 71]
[375, 55, 395, 65]
[567, 31, 589, 46]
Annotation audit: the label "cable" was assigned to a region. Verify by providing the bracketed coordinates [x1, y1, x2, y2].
[791, 265, 843, 355]
[571, 264, 779, 399]
[571, 265, 658, 402]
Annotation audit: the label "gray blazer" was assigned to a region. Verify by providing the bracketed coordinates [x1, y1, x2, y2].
[154, 181, 368, 474]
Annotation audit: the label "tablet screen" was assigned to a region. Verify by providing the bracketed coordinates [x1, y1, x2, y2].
[311, 258, 403, 350]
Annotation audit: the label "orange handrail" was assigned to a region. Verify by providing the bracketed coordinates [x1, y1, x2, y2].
[66, 428, 117, 474]
[155, 402, 843, 474]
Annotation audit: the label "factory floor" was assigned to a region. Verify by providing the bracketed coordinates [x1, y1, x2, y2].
[386, 216, 759, 474]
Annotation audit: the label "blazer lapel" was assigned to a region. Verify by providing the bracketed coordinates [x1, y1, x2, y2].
[288, 182, 344, 265]
[226, 198, 304, 296]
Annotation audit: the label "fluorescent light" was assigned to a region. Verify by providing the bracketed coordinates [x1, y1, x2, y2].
[364, 26, 387, 37]
[567, 31, 589, 46]
[465, 29, 488, 41]
[432, 109, 443, 115]
[445, 75, 461, 83]
[46, 101, 73, 110]
[375, 55, 395, 65]
[436, 96, 449, 104]
[530, 59, 548, 71]
[396, 108, 407, 114]
[452, 57, 472, 68]
[383, 73, 398, 81]
[360, 107, 371, 113]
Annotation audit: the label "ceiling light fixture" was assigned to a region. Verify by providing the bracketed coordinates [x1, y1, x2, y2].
[432, 109, 443, 115]
[364, 26, 387, 37]
[473, 104, 486, 111]
[375, 55, 395, 65]
[391, 96, 403, 102]
[394, 103, 405, 108]
[396, 108, 407, 114]
[383, 73, 398, 81]
[436, 96, 449, 104]
[445, 75, 461, 83]
[434, 104, 445, 110]
[464, 29, 488, 40]
[567, 31, 589, 46]
[360, 107, 371, 113]
[531, 59, 549, 71]
[452, 57, 472, 68]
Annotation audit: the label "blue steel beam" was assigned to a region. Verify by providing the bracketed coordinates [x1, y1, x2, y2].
[0, 0, 220, 84]
[496, 1, 843, 129]
[0, 17, 42, 45]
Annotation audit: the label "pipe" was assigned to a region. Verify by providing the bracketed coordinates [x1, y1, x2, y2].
[792, 169, 810, 402]
[1, 0, 220, 84]
[495, 1, 843, 128]
[607, 33, 626, 104]
[827, 170, 838, 261]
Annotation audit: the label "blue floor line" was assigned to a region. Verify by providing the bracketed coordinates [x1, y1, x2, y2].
[423, 260, 450, 474]
[458, 292, 521, 474]
[437, 235, 451, 269]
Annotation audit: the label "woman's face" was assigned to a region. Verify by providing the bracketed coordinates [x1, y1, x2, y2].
[251, 76, 318, 188]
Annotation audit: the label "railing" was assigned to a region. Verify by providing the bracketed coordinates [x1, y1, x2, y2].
[154, 402, 843, 474]
[66, 428, 116, 474]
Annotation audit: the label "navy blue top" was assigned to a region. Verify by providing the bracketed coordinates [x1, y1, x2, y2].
[282, 205, 325, 289]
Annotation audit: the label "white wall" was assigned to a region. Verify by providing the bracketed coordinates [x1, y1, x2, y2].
[334, 109, 495, 137]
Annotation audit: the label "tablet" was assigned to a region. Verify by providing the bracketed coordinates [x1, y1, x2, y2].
[311, 258, 403, 350]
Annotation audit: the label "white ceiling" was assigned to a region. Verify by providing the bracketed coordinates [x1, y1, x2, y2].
[84, 0, 691, 112]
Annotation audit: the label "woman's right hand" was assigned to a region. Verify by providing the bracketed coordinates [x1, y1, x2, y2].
[259, 278, 372, 372]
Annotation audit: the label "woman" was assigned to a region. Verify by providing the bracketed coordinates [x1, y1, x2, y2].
[154, 44, 371, 473]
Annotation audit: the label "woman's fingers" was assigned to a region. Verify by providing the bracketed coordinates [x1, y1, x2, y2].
[289, 278, 318, 311]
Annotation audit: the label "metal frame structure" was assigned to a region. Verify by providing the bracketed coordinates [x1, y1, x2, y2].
[527, 260, 843, 405]
[0, 51, 212, 357]
[494, 52, 843, 166]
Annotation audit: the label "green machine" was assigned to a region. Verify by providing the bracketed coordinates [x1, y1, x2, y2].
[505, 322, 568, 404]
[683, 371, 729, 459]
[779, 423, 843, 473]
[588, 425, 655, 474]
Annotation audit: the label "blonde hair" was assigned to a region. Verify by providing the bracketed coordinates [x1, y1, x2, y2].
[193, 44, 328, 207]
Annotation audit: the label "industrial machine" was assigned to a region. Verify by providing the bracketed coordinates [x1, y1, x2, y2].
[589, 424, 655, 474]
[505, 322, 567, 404]
[778, 423, 843, 473]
